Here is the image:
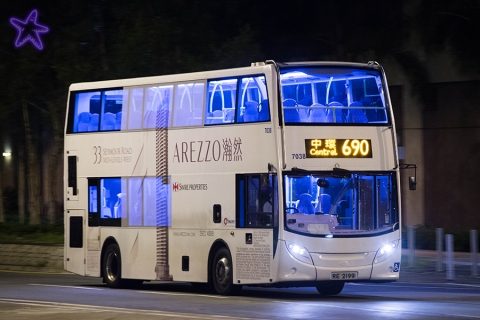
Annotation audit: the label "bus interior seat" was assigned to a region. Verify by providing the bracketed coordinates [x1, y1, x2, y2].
[298, 105, 310, 122]
[213, 110, 224, 124]
[224, 109, 235, 122]
[327, 101, 345, 123]
[114, 111, 122, 130]
[102, 112, 116, 130]
[308, 104, 328, 122]
[360, 98, 372, 106]
[316, 194, 332, 214]
[283, 99, 300, 123]
[348, 101, 368, 123]
[298, 96, 312, 107]
[258, 99, 270, 121]
[88, 113, 99, 131]
[365, 98, 387, 122]
[297, 193, 315, 214]
[243, 101, 259, 122]
[77, 112, 91, 132]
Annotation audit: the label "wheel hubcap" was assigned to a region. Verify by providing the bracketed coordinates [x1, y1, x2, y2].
[106, 251, 118, 282]
[215, 257, 230, 285]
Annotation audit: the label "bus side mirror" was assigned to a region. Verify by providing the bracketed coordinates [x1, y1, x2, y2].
[409, 176, 416, 191]
[400, 164, 417, 191]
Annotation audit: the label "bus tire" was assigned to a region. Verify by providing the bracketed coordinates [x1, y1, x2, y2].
[211, 247, 241, 295]
[103, 243, 124, 288]
[315, 281, 345, 295]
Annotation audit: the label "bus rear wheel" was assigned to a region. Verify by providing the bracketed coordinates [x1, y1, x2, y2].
[315, 281, 345, 295]
[211, 247, 241, 295]
[103, 243, 143, 289]
[103, 243, 123, 288]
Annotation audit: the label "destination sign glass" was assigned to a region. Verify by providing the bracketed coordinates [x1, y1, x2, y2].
[305, 139, 372, 158]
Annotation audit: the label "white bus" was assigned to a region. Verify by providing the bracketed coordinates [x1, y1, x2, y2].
[64, 60, 405, 295]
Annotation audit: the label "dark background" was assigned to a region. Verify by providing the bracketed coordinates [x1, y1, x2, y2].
[1, 0, 479, 233]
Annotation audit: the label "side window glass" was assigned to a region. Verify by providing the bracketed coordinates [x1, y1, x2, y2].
[73, 91, 100, 132]
[237, 174, 275, 228]
[144, 177, 171, 226]
[100, 90, 126, 131]
[237, 76, 269, 123]
[205, 79, 237, 125]
[144, 177, 156, 226]
[128, 88, 144, 130]
[129, 177, 143, 226]
[173, 82, 205, 127]
[100, 178, 123, 219]
[144, 85, 173, 129]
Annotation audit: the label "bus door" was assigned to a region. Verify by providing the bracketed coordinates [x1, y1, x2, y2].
[65, 209, 86, 275]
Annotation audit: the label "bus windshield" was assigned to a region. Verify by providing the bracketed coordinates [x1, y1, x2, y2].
[280, 67, 388, 124]
[284, 172, 398, 236]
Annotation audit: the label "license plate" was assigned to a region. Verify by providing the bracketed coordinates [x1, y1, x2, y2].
[331, 272, 358, 280]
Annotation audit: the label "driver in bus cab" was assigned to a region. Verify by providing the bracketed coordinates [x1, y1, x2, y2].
[296, 187, 315, 214]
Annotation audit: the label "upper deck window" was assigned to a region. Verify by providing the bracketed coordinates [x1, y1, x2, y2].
[144, 85, 173, 129]
[67, 74, 269, 134]
[173, 82, 205, 127]
[204, 75, 270, 125]
[71, 90, 127, 133]
[280, 67, 388, 125]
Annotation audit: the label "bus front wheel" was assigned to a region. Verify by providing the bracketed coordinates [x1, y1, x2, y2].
[211, 247, 241, 295]
[315, 281, 345, 295]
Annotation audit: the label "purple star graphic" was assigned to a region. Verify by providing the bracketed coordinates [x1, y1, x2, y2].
[9, 9, 49, 50]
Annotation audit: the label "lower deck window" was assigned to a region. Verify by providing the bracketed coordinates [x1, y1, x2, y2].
[88, 177, 170, 227]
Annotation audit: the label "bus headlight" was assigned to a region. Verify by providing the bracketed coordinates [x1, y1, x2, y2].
[374, 240, 399, 264]
[285, 242, 313, 265]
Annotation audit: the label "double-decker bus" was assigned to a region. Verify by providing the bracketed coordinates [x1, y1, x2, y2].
[64, 60, 404, 295]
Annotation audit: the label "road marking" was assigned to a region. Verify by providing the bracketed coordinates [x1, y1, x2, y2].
[270, 300, 480, 318]
[0, 269, 68, 275]
[137, 290, 228, 299]
[352, 282, 480, 290]
[447, 283, 480, 288]
[0, 298, 263, 319]
[29, 284, 104, 290]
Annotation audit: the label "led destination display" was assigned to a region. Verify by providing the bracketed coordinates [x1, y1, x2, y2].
[305, 139, 372, 158]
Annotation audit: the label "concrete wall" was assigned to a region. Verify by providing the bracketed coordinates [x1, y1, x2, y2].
[0, 244, 64, 272]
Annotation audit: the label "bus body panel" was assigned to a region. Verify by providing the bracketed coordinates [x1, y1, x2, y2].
[168, 228, 274, 284]
[99, 228, 157, 280]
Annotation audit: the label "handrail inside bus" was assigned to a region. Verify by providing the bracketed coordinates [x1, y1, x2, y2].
[240, 78, 251, 108]
[180, 84, 193, 112]
[209, 83, 225, 114]
[325, 76, 333, 105]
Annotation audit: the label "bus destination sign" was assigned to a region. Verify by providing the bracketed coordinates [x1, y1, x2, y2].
[305, 139, 372, 158]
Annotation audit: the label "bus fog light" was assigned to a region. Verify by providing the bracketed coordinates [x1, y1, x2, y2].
[285, 242, 313, 265]
[290, 268, 297, 274]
